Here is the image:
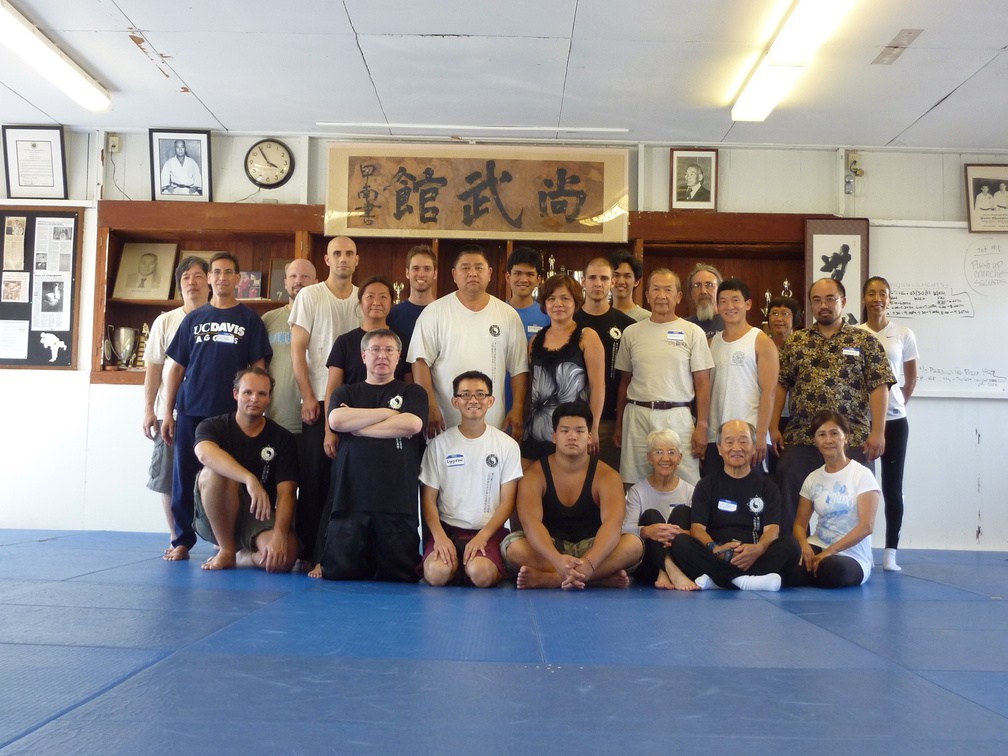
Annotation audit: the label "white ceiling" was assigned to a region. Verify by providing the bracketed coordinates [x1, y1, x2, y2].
[1, 0, 1006, 150]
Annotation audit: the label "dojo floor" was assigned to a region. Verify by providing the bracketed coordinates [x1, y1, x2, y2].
[1, 530, 1007, 754]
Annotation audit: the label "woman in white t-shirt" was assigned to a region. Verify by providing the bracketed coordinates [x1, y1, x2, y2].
[858, 276, 918, 572]
[623, 429, 698, 590]
[790, 411, 880, 588]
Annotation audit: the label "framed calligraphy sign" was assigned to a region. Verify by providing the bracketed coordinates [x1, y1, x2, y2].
[325, 143, 628, 242]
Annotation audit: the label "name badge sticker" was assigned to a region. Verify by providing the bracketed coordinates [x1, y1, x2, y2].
[528, 325, 542, 335]
[667, 330, 685, 342]
[717, 499, 738, 512]
[446, 454, 465, 468]
[842, 347, 860, 357]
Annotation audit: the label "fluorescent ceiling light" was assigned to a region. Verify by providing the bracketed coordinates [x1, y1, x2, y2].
[732, 0, 857, 122]
[0, 0, 111, 112]
[316, 122, 628, 134]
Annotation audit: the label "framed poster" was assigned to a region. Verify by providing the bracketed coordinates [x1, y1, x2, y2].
[2, 125, 68, 200]
[965, 164, 1008, 233]
[149, 128, 212, 202]
[670, 148, 717, 211]
[805, 218, 869, 327]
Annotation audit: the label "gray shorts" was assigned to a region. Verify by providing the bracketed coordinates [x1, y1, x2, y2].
[146, 423, 174, 494]
[193, 470, 275, 552]
[501, 530, 597, 572]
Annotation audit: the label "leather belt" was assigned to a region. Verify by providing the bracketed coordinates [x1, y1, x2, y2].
[628, 399, 690, 410]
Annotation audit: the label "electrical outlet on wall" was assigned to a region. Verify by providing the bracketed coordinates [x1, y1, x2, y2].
[108, 133, 121, 153]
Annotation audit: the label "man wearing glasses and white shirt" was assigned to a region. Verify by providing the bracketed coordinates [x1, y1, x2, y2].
[771, 278, 894, 535]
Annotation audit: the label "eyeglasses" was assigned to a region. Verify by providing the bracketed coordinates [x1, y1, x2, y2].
[455, 391, 489, 400]
[690, 281, 717, 290]
[810, 296, 841, 306]
[649, 449, 682, 456]
[364, 346, 399, 356]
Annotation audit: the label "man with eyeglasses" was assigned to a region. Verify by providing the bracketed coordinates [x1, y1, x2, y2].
[313, 328, 428, 582]
[161, 252, 272, 562]
[771, 278, 894, 534]
[685, 263, 725, 341]
[418, 371, 523, 588]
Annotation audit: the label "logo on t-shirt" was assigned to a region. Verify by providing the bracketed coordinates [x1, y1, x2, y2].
[748, 496, 764, 514]
[609, 326, 622, 340]
[485, 454, 499, 468]
[489, 324, 501, 337]
[731, 351, 746, 366]
[389, 395, 403, 410]
[260, 446, 276, 462]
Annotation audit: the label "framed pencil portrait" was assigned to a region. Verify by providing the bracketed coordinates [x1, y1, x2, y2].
[2, 125, 68, 200]
[670, 148, 717, 211]
[149, 128, 212, 202]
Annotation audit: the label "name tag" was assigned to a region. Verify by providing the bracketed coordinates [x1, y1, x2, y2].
[843, 347, 860, 357]
[446, 454, 465, 468]
[717, 499, 738, 512]
[667, 330, 685, 342]
[528, 325, 542, 335]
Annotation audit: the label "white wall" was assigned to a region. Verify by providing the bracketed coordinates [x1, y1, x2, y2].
[3, 133, 1007, 551]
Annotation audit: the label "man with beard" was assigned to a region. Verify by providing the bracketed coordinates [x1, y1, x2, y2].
[685, 263, 724, 340]
[771, 278, 894, 534]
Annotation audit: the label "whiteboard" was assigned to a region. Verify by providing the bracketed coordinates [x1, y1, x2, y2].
[871, 221, 1008, 398]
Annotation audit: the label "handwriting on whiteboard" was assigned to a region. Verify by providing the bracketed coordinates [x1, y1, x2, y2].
[966, 239, 1007, 295]
[890, 284, 973, 318]
[919, 365, 1007, 392]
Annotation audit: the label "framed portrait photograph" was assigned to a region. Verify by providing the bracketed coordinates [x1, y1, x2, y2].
[805, 218, 869, 328]
[964, 164, 1008, 233]
[149, 128, 212, 202]
[112, 242, 177, 300]
[268, 258, 293, 301]
[2, 125, 68, 200]
[670, 148, 717, 211]
[237, 271, 263, 300]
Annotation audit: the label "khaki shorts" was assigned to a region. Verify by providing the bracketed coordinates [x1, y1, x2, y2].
[193, 470, 276, 552]
[501, 530, 596, 572]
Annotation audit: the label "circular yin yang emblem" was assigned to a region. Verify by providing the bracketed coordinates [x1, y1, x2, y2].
[489, 324, 501, 337]
[748, 497, 764, 515]
[609, 326, 622, 340]
[485, 454, 499, 468]
[389, 395, 403, 410]
[260, 446, 276, 462]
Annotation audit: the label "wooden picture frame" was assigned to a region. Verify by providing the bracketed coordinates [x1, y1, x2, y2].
[112, 243, 177, 300]
[964, 164, 1008, 232]
[268, 258, 293, 301]
[670, 148, 717, 211]
[149, 128, 212, 202]
[2, 125, 68, 200]
[805, 218, 869, 327]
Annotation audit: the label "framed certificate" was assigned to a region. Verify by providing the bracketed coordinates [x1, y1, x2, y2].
[2, 125, 68, 200]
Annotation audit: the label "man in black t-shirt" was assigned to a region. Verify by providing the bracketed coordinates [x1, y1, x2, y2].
[312, 328, 428, 582]
[669, 419, 799, 591]
[193, 367, 298, 573]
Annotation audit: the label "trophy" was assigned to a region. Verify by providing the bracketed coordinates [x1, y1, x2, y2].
[134, 323, 150, 369]
[108, 325, 138, 369]
[547, 254, 556, 277]
[782, 278, 792, 298]
[762, 290, 772, 319]
[393, 282, 404, 304]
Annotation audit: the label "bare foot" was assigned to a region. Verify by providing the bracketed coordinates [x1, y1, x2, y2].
[201, 551, 236, 570]
[590, 570, 630, 588]
[655, 570, 675, 589]
[308, 562, 323, 579]
[516, 565, 562, 589]
[663, 556, 698, 590]
[163, 545, 190, 561]
[235, 550, 257, 568]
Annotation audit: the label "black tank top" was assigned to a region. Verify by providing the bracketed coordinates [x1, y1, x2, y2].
[540, 456, 601, 543]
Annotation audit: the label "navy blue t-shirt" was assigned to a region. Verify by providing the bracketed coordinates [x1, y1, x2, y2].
[167, 303, 272, 417]
[386, 300, 426, 356]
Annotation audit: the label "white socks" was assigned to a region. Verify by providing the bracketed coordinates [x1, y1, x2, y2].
[731, 573, 782, 592]
[883, 548, 902, 572]
[694, 574, 717, 590]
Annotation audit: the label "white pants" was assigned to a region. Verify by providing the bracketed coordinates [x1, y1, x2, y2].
[619, 404, 699, 487]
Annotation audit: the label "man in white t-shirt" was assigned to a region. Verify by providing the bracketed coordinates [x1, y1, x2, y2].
[614, 269, 713, 487]
[408, 244, 529, 439]
[704, 278, 778, 476]
[419, 370, 523, 588]
[287, 236, 362, 562]
[141, 256, 210, 555]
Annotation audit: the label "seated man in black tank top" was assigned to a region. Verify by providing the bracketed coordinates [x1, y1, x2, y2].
[501, 401, 644, 589]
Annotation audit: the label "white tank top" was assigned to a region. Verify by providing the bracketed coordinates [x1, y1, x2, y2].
[708, 327, 761, 443]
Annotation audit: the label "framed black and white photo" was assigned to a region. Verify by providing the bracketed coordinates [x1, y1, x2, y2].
[112, 242, 177, 300]
[2, 125, 68, 200]
[965, 164, 1008, 233]
[805, 218, 869, 328]
[149, 128, 212, 202]
[269, 258, 293, 301]
[670, 148, 717, 211]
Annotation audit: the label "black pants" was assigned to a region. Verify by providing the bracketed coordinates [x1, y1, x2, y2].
[784, 544, 864, 588]
[669, 532, 801, 589]
[320, 511, 420, 583]
[634, 505, 691, 584]
[879, 418, 909, 549]
[294, 405, 330, 562]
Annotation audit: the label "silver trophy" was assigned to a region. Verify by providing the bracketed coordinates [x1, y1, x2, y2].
[108, 325, 138, 369]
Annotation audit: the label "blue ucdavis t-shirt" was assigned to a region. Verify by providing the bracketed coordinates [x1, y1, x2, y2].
[166, 303, 272, 417]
